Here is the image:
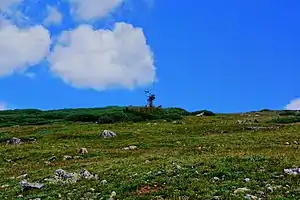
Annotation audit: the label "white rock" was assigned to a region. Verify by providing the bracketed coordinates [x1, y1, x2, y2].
[244, 194, 258, 200]
[16, 174, 27, 179]
[234, 187, 250, 194]
[63, 155, 73, 160]
[101, 130, 117, 138]
[19, 179, 44, 190]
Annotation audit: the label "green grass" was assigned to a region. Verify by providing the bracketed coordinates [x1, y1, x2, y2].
[1, 110, 300, 199]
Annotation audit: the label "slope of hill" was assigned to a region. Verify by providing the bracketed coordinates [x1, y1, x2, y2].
[1, 109, 300, 199]
[0, 106, 211, 128]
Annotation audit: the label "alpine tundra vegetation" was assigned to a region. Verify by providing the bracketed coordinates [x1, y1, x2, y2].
[1, 108, 300, 199]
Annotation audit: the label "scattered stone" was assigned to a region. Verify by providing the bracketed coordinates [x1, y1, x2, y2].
[266, 186, 273, 193]
[63, 155, 73, 160]
[258, 167, 265, 172]
[213, 196, 220, 200]
[44, 161, 51, 165]
[172, 163, 181, 170]
[123, 145, 137, 150]
[16, 175, 27, 181]
[145, 160, 150, 164]
[155, 171, 163, 176]
[45, 168, 98, 184]
[244, 178, 250, 182]
[271, 172, 284, 179]
[81, 168, 96, 179]
[244, 194, 258, 200]
[45, 169, 81, 184]
[0, 184, 9, 189]
[213, 177, 220, 181]
[24, 137, 37, 143]
[234, 187, 250, 194]
[236, 119, 258, 124]
[78, 148, 88, 154]
[90, 188, 95, 192]
[101, 180, 108, 185]
[129, 145, 137, 149]
[48, 156, 57, 162]
[6, 137, 22, 145]
[294, 141, 298, 144]
[285, 142, 290, 145]
[196, 113, 204, 117]
[284, 168, 300, 175]
[19, 179, 44, 190]
[256, 191, 264, 195]
[109, 191, 117, 200]
[101, 130, 117, 138]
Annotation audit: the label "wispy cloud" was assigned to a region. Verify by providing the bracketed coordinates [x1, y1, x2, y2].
[67, 0, 124, 21]
[0, 102, 8, 110]
[44, 6, 62, 25]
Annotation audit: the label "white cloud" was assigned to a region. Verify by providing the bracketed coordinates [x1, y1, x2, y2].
[285, 98, 300, 110]
[24, 72, 36, 79]
[0, 0, 22, 12]
[48, 22, 156, 90]
[0, 21, 51, 76]
[68, 0, 124, 21]
[44, 6, 62, 25]
[0, 102, 8, 110]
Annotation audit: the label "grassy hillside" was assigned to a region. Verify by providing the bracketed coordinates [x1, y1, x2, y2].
[0, 106, 215, 128]
[1, 108, 300, 199]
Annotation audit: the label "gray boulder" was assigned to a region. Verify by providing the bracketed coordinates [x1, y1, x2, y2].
[19, 179, 44, 190]
[45, 168, 98, 184]
[101, 130, 117, 138]
[6, 137, 22, 145]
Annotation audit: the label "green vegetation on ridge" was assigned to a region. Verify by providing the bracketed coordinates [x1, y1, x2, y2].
[0, 107, 215, 127]
[1, 108, 300, 199]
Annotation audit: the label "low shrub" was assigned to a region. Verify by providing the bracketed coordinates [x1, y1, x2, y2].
[259, 109, 272, 112]
[278, 110, 298, 116]
[0, 106, 187, 127]
[269, 117, 300, 124]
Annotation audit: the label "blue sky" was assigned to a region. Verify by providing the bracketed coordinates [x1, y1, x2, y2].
[0, 0, 299, 113]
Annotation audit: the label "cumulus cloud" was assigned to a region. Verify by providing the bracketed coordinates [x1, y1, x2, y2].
[0, 21, 51, 76]
[24, 72, 36, 79]
[67, 0, 124, 21]
[0, 0, 22, 12]
[44, 6, 62, 25]
[285, 98, 300, 110]
[48, 22, 156, 90]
